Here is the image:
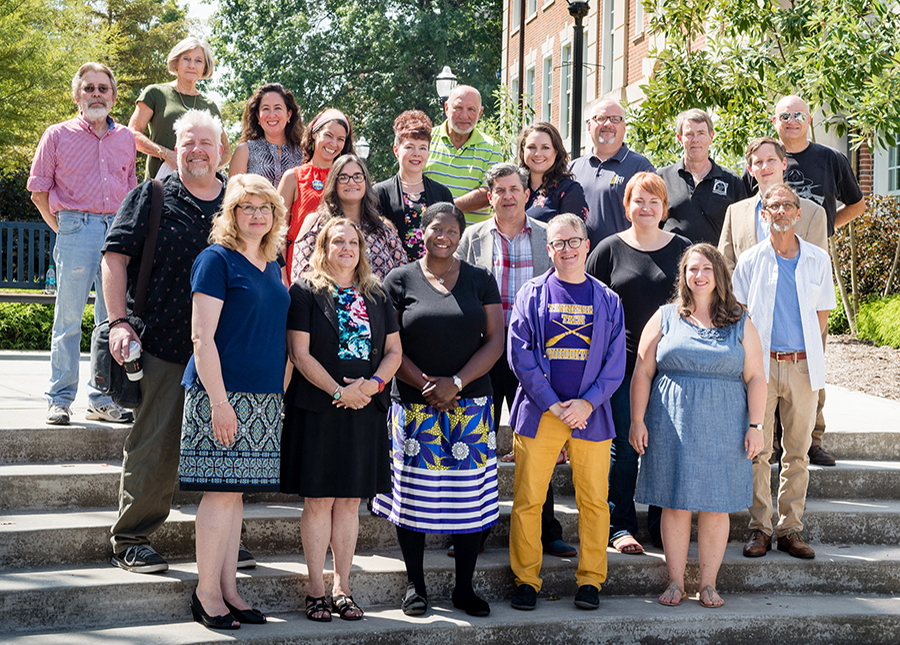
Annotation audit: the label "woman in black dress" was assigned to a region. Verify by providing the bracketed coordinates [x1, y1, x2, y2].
[282, 218, 402, 622]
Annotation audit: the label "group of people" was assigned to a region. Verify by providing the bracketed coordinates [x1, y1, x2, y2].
[28, 33, 863, 629]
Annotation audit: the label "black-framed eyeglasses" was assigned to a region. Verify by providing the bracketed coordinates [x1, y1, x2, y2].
[336, 173, 365, 184]
[548, 237, 585, 251]
[587, 115, 624, 125]
[776, 111, 808, 123]
[238, 203, 274, 215]
[764, 201, 799, 212]
[81, 84, 112, 95]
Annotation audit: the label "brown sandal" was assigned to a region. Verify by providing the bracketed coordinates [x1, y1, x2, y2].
[698, 585, 724, 608]
[611, 533, 645, 555]
[658, 583, 686, 606]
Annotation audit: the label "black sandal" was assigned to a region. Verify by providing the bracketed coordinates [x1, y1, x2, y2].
[333, 594, 364, 621]
[305, 595, 332, 622]
[401, 584, 428, 616]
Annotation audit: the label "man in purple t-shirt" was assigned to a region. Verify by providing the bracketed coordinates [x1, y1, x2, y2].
[507, 213, 626, 611]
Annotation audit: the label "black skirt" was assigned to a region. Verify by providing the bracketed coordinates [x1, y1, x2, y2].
[280, 358, 390, 498]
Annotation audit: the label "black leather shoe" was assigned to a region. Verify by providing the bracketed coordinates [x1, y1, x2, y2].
[452, 589, 490, 617]
[543, 539, 577, 557]
[574, 584, 600, 609]
[190, 592, 240, 630]
[224, 599, 265, 624]
[510, 583, 537, 610]
[808, 445, 836, 466]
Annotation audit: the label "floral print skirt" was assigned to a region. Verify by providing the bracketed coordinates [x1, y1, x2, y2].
[371, 397, 499, 534]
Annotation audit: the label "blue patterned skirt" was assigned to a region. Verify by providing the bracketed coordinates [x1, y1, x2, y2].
[371, 396, 499, 534]
[179, 383, 282, 492]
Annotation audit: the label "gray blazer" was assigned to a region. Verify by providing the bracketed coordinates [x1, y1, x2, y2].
[455, 216, 551, 276]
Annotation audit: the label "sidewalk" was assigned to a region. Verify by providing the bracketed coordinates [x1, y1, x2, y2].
[2, 350, 899, 432]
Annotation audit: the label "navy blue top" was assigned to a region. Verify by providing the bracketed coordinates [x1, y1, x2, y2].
[181, 244, 290, 393]
[569, 144, 656, 248]
[524, 176, 589, 223]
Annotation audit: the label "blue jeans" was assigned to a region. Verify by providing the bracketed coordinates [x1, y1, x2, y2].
[46, 210, 111, 407]
[608, 373, 639, 540]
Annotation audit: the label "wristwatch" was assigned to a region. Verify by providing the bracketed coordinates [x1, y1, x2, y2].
[749, 423, 763, 431]
[372, 375, 385, 393]
[332, 386, 343, 401]
[452, 375, 463, 391]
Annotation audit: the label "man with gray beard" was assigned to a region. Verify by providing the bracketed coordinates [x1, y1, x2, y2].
[732, 183, 835, 561]
[28, 62, 137, 426]
[101, 109, 228, 573]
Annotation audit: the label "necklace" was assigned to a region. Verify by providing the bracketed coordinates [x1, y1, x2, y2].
[423, 258, 456, 284]
[174, 84, 198, 110]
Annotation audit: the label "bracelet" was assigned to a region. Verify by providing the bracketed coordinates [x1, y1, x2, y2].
[211, 398, 229, 407]
[108, 317, 130, 329]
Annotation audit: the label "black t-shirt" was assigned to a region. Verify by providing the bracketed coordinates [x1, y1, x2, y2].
[658, 159, 746, 244]
[102, 173, 225, 364]
[586, 233, 691, 375]
[741, 141, 863, 237]
[384, 260, 501, 404]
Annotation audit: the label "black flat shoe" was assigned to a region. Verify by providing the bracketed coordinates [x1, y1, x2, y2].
[224, 599, 266, 624]
[402, 583, 428, 616]
[190, 592, 240, 630]
[452, 589, 490, 617]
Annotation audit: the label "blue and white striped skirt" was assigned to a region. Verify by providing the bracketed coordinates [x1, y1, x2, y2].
[371, 397, 499, 534]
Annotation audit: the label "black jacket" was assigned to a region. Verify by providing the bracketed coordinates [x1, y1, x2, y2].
[373, 173, 454, 234]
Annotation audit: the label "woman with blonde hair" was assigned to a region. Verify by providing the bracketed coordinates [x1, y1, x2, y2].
[128, 36, 231, 180]
[179, 174, 290, 629]
[282, 218, 402, 621]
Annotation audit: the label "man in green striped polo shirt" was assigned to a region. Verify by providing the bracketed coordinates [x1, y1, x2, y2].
[425, 85, 506, 224]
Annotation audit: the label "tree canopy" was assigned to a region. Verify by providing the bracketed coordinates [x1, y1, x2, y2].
[211, 0, 503, 178]
[630, 0, 900, 169]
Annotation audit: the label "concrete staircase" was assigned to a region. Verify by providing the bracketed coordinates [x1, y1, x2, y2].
[1, 383, 899, 644]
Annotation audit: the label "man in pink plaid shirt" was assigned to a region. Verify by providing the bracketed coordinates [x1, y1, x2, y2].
[28, 62, 137, 425]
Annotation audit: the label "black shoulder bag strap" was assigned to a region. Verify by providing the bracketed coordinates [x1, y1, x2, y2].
[132, 179, 163, 319]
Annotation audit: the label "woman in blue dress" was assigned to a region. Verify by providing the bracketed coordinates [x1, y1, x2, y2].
[630, 243, 766, 609]
[179, 174, 290, 629]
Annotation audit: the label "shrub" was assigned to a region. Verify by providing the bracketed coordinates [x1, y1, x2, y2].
[0, 302, 94, 351]
[831, 194, 900, 300]
[828, 287, 850, 335]
[856, 294, 900, 349]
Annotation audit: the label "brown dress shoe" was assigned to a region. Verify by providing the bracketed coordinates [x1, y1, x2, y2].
[742, 530, 771, 557]
[776, 532, 815, 559]
[808, 445, 836, 466]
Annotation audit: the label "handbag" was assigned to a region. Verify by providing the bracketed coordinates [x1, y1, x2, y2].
[90, 179, 163, 409]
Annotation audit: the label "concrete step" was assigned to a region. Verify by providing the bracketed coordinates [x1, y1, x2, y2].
[3, 459, 899, 511]
[3, 497, 900, 570]
[1, 545, 898, 635]
[3, 594, 899, 644]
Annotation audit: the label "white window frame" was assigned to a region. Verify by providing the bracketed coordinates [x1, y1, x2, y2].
[542, 54, 553, 123]
[561, 42, 573, 139]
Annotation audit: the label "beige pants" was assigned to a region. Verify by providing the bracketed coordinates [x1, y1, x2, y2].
[811, 327, 828, 447]
[749, 358, 818, 537]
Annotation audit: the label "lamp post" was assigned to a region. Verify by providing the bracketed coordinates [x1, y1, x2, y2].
[436, 66, 458, 113]
[355, 136, 370, 161]
[568, 1, 589, 158]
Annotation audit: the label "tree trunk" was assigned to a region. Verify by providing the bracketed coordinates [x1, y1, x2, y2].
[830, 239, 857, 335]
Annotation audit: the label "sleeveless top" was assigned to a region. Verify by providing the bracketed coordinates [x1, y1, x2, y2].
[245, 138, 303, 188]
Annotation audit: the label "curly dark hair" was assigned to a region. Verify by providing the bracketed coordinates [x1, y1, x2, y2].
[393, 110, 432, 146]
[300, 108, 355, 162]
[516, 122, 573, 193]
[674, 243, 745, 327]
[239, 83, 303, 146]
[316, 154, 386, 236]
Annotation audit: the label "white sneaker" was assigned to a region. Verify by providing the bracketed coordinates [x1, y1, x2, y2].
[86, 402, 134, 423]
[46, 403, 71, 425]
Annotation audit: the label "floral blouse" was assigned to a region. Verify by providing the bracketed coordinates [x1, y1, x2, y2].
[334, 285, 371, 360]
[400, 191, 427, 261]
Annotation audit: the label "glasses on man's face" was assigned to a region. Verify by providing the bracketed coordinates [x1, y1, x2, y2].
[238, 203, 273, 215]
[777, 111, 808, 123]
[764, 201, 799, 213]
[548, 237, 585, 251]
[337, 173, 365, 184]
[587, 115, 624, 126]
[81, 84, 112, 95]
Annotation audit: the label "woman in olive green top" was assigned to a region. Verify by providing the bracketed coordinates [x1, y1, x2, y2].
[128, 36, 232, 179]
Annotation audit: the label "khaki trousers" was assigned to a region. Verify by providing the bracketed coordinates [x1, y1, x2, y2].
[110, 352, 186, 554]
[749, 358, 817, 537]
[812, 327, 828, 447]
[510, 412, 611, 591]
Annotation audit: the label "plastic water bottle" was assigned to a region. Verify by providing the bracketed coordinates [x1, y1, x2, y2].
[44, 265, 57, 294]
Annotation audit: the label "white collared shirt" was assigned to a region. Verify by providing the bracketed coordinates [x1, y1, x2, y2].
[732, 235, 836, 390]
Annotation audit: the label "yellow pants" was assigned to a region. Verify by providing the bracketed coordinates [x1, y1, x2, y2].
[509, 412, 612, 590]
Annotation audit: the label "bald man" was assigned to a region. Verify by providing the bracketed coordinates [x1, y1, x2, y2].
[425, 85, 506, 224]
[569, 99, 655, 247]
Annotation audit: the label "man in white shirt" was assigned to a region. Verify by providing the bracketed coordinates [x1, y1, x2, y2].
[732, 183, 835, 560]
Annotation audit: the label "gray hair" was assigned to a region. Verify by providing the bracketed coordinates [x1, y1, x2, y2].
[761, 183, 800, 209]
[173, 109, 224, 145]
[71, 62, 117, 100]
[167, 37, 215, 79]
[675, 108, 714, 136]
[485, 163, 529, 192]
[547, 213, 588, 239]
